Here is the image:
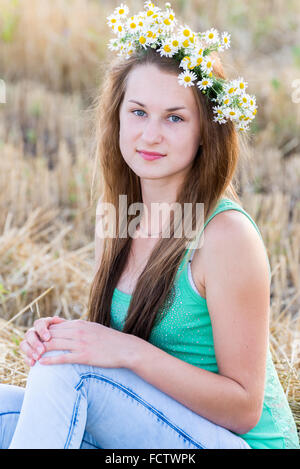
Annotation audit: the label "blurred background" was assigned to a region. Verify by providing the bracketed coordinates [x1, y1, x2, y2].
[0, 0, 299, 436]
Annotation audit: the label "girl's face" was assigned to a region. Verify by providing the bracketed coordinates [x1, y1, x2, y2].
[119, 64, 202, 182]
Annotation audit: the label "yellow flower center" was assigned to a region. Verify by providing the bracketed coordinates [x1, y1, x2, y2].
[202, 80, 208, 86]
[118, 25, 123, 32]
[147, 10, 154, 16]
[182, 39, 190, 48]
[184, 76, 191, 82]
[253, 109, 257, 115]
[130, 23, 136, 29]
[164, 44, 171, 52]
[197, 57, 203, 65]
[224, 37, 228, 43]
[118, 9, 124, 14]
[224, 99, 230, 104]
[111, 19, 117, 23]
[183, 29, 190, 37]
[164, 19, 171, 25]
[172, 40, 179, 47]
[208, 33, 214, 39]
[228, 87, 235, 94]
[229, 111, 236, 116]
[240, 83, 244, 89]
[206, 61, 212, 68]
[139, 37, 146, 44]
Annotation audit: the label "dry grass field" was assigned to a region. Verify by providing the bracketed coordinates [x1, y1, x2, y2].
[0, 0, 299, 441]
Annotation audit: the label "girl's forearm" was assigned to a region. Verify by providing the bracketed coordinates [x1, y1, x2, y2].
[124, 335, 258, 435]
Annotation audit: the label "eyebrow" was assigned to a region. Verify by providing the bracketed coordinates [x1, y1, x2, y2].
[128, 99, 187, 112]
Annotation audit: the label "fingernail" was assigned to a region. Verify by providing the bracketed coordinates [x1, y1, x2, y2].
[43, 333, 50, 340]
[37, 346, 44, 354]
[33, 353, 39, 360]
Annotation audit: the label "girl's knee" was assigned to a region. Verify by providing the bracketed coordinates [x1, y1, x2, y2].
[0, 384, 24, 414]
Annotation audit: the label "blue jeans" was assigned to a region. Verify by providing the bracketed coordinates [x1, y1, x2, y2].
[0, 351, 250, 449]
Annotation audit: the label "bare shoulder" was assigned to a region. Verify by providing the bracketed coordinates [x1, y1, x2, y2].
[200, 208, 270, 290]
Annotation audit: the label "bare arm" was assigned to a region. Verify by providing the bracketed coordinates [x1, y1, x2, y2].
[124, 212, 270, 435]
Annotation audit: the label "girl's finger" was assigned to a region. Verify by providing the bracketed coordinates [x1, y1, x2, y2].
[24, 328, 45, 356]
[24, 356, 35, 367]
[43, 338, 75, 353]
[20, 340, 40, 361]
[34, 316, 66, 341]
[39, 351, 80, 366]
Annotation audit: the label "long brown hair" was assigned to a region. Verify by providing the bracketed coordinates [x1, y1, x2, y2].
[87, 46, 243, 341]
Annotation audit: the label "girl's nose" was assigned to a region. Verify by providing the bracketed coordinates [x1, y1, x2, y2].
[142, 119, 163, 144]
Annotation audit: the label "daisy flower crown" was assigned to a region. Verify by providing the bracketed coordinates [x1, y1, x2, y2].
[107, 1, 257, 132]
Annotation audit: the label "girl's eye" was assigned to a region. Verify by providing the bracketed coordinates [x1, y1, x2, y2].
[132, 110, 183, 123]
[168, 115, 183, 123]
[133, 110, 146, 118]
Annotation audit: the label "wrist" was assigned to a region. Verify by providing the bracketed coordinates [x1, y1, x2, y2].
[122, 333, 146, 371]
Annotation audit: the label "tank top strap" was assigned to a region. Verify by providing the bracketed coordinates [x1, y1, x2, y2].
[182, 197, 271, 281]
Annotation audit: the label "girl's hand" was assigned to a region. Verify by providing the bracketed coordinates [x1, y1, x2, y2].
[38, 319, 138, 369]
[20, 316, 66, 366]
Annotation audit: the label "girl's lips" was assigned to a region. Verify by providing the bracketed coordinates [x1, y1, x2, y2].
[138, 151, 166, 161]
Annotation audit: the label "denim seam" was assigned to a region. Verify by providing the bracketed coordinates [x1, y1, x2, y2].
[82, 438, 100, 449]
[75, 372, 204, 449]
[0, 412, 20, 416]
[64, 393, 82, 449]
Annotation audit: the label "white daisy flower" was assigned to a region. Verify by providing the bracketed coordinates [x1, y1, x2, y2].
[179, 56, 192, 71]
[221, 32, 231, 50]
[220, 93, 233, 106]
[160, 13, 176, 33]
[213, 105, 225, 116]
[157, 38, 176, 57]
[169, 35, 180, 51]
[178, 70, 198, 88]
[197, 77, 214, 91]
[223, 81, 239, 97]
[214, 115, 227, 125]
[107, 14, 119, 31]
[107, 38, 121, 51]
[178, 24, 195, 48]
[237, 121, 250, 131]
[138, 34, 151, 49]
[126, 16, 139, 33]
[234, 77, 248, 94]
[114, 4, 129, 19]
[223, 107, 241, 121]
[144, 1, 157, 10]
[248, 94, 257, 110]
[200, 56, 215, 74]
[143, 28, 158, 44]
[238, 93, 251, 108]
[205, 28, 219, 44]
[114, 20, 127, 37]
[179, 24, 194, 39]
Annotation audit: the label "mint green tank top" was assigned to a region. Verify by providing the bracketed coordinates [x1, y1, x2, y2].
[110, 197, 299, 449]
